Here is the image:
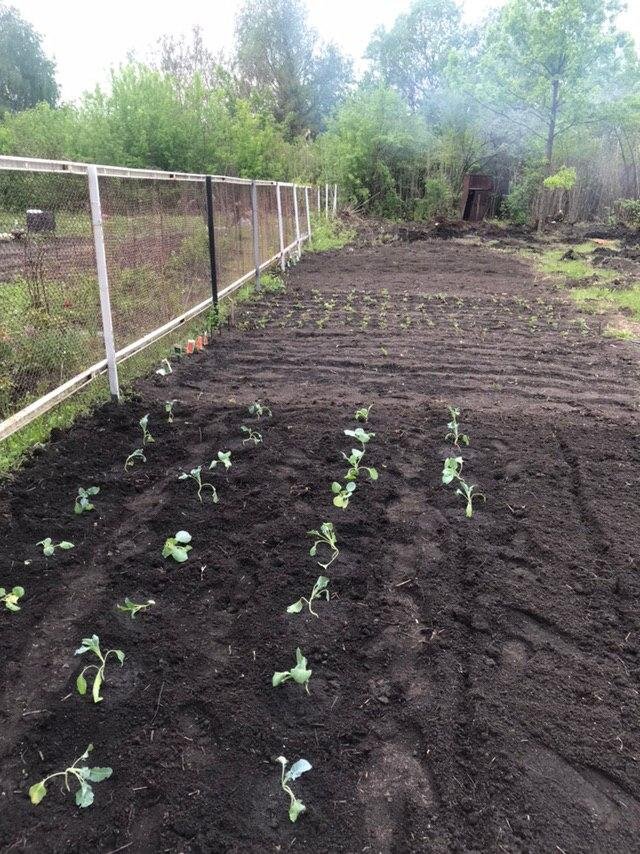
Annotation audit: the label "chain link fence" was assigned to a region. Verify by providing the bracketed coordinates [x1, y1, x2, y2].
[0, 156, 335, 441]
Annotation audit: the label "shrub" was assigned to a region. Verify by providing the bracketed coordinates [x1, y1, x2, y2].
[614, 199, 640, 229]
[413, 177, 454, 221]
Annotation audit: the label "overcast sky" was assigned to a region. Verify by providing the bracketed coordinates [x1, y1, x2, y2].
[12, 0, 640, 101]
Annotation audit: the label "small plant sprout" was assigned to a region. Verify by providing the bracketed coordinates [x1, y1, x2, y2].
[124, 448, 146, 471]
[28, 744, 112, 808]
[344, 427, 375, 450]
[331, 480, 356, 509]
[287, 576, 330, 617]
[75, 635, 124, 704]
[272, 648, 312, 694]
[445, 406, 470, 448]
[162, 530, 192, 562]
[343, 447, 378, 482]
[164, 399, 177, 423]
[74, 486, 99, 514]
[178, 466, 218, 503]
[0, 586, 24, 611]
[308, 522, 339, 570]
[117, 597, 155, 619]
[156, 358, 172, 376]
[442, 456, 486, 519]
[241, 425, 262, 445]
[355, 404, 373, 422]
[209, 450, 232, 470]
[276, 756, 312, 822]
[37, 538, 74, 556]
[248, 400, 272, 418]
[139, 414, 154, 446]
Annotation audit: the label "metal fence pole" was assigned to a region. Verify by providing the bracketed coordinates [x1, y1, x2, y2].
[304, 186, 311, 241]
[325, 183, 329, 219]
[250, 180, 260, 287]
[276, 182, 286, 272]
[87, 164, 119, 400]
[333, 183, 338, 217]
[317, 186, 321, 212]
[205, 176, 218, 310]
[293, 183, 301, 258]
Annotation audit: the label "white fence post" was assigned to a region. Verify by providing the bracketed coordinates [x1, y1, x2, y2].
[333, 183, 338, 217]
[304, 186, 311, 241]
[276, 182, 286, 272]
[87, 164, 119, 400]
[293, 184, 301, 259]
[317, 186, 321, 212]
[250, 180, 260, 287]
[325, 183, 329, 219]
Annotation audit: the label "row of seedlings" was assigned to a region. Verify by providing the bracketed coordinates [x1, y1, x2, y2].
[442, 406, 485, 517]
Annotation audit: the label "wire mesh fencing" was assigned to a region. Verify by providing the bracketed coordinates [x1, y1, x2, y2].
[0, 156, 333, 441]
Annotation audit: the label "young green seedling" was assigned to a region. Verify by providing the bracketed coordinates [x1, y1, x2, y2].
[124, 448, 146, 471]
[156, 358, 172, 376]
[343, 447, 378, 482]
[117, 597, 155, 619]
[29, 744, 112, 808]
[162, 530, 192, 562]
[139, 414, 154, 446]
[209, 451, 232, 470]
[248, 400, 272, 418]
[308, 522, 339, 570]
[37, 538, 74, 556]
[241, 426, 262, 445]
[344, 427, 375, 450]
[74, 486, 99, 514]
[331, 480, 356, 509]
[75, 634, 124, 704]
[445, 406, 470, 448]
[442, 456, 486, 518]
[355, 404, 373, 422]
[0, 586, 24, 611]
[276, 756, 312, 822]
[272, 648, 312, 694]
[178, 467, 218, 503]
[287, 576, 329, 617]
[164, 399, 177, 423]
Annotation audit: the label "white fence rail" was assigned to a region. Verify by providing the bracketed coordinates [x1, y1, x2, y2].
[0, 155, 338, 442]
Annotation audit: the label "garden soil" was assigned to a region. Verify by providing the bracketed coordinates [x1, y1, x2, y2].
[1, 236, 639, 853]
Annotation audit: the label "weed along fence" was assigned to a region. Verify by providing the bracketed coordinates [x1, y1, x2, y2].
[0, 154, 339, 443]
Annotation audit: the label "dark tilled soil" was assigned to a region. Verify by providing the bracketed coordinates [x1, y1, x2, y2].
[1, 238, 640, 853]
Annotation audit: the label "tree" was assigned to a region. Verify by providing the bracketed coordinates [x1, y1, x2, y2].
[234, 0, 352, 136]
[365, 0, 465, 114]
[154, 26, 231, 94]
[0, 4, 58, 112]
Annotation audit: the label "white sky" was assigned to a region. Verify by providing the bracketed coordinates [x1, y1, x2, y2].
[10, 0, 640, 102]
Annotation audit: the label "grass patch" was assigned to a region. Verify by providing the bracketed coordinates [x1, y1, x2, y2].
[571, 284, 640, 319]
[308, 216, 355, 252]
[535, 246, 618, 283]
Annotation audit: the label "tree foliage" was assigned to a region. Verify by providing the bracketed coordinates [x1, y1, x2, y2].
[0, 4, 58, 112]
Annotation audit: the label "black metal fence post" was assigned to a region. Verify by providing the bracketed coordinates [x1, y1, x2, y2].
[205, 176, 218, 315]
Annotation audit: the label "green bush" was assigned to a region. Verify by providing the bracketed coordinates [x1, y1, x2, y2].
[413, 177, 454, 221]
[614, 199, 640, 229]
[501, 161, 545, 224]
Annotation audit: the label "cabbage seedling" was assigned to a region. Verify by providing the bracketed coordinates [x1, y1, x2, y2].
[28, 744, 112, 808]
[355, 404, 372, 422]
[276, 756, 312, 822]
[248, 400, 272, 418]
[272, 648, 312, 694]
[308, 522, 339, 570]
[139, 414, 154, 446]
[287, 576, 329, 617]
[178, 467, 218, 503]
[75, 634, 124, 703]
[344, 427, 375, 450]
[445, 406, 469, 448]
[331, 480, 356, 509]
[164, 399, 177, 423]
[117, 597, 155, 619]
[124, 448, 146, 471]
[37, 538, 74, 556]
[241, 426, 262, 445]
[156, 358, 172, 376]
[74, 486, 99, 514]
[442, 456, 485, 518]
[209, 451, 232, 470]
[0, 586, 24, 611]
[343, 447, 378, 482]
[162, 530, 192, 562]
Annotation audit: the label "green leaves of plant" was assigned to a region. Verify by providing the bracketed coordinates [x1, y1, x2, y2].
[28, 780, 47, 805]
[287, 576, 330, 617]
[442, 456, 463, 485]
[74, 486, 99, 514]
[272, 648, 312, 693]
[248, 401, 272, 418]
[209, 450, 232, 470]
[344, 427, 374, 448]
[75, 636, 124, 703]
[29, 744, 113, 808]
[117, 597, 155, 619]
[162, 530, 192, 562]
[241, 425, 262, 445]
[124, 448, 146, 470]
[0, 585, 25, 611]
[332, 480, 356, 508]
[37, 537, 74, 556]
[139, 414, 154, 445]
[277, 756, 312, 823]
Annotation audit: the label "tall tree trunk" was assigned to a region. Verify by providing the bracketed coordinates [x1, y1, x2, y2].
[538, 78, 560, 234]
